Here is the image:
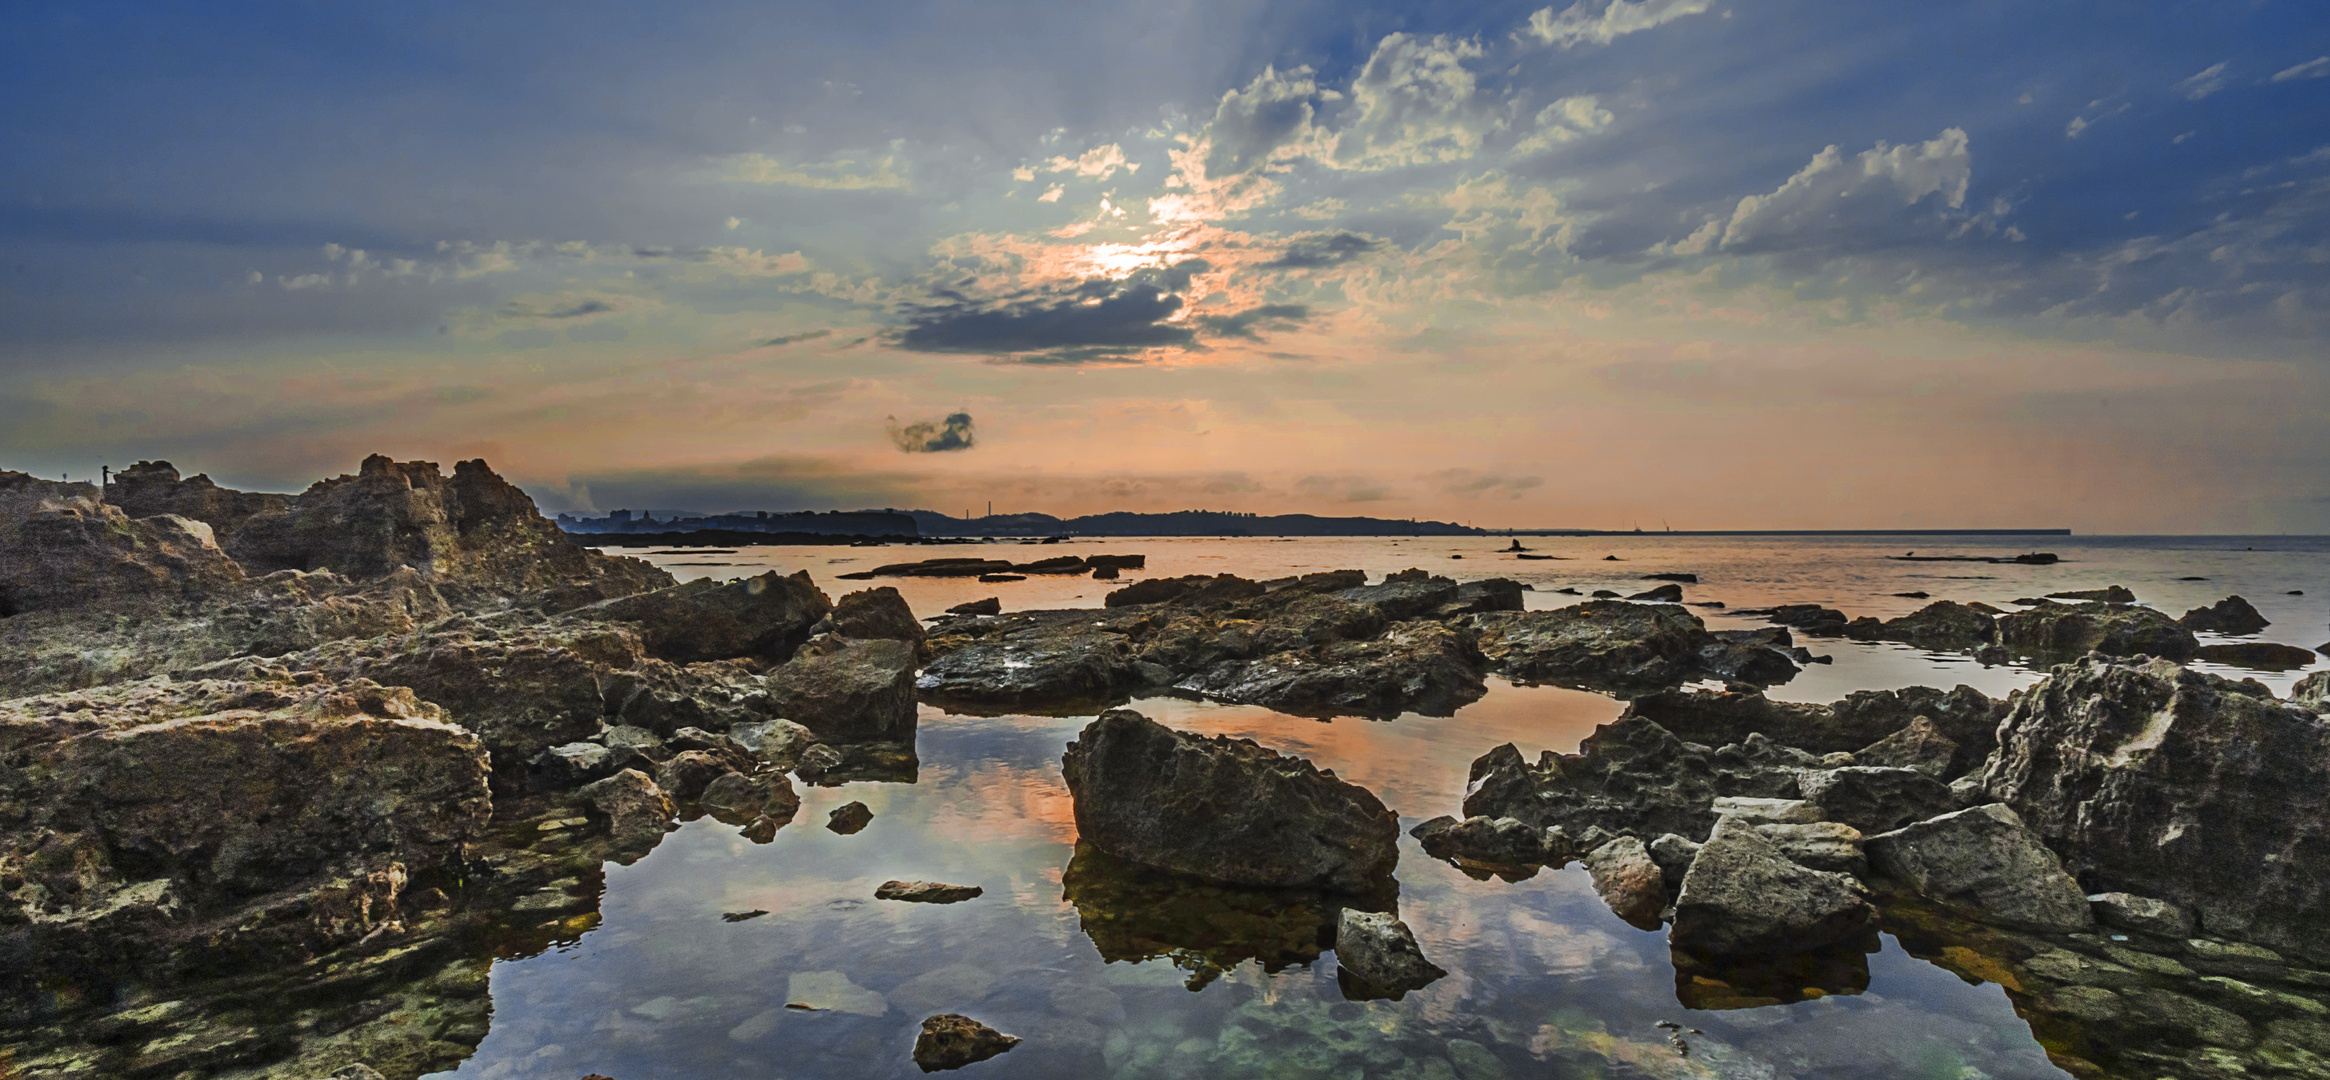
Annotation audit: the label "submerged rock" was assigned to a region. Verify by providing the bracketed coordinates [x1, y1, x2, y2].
[2194, 642, 2319, 670]
[1670, 817, 1873, 956]
[1410, 815, 1567, 868]
[1334, 909, 1446, 1000]
[1996, 601, 2198, 660]
[2179, 595, 2270, 635]
[2049, 585, 2138, 604]
[1059, 710, 1398, 893]
[913, 1013, 1021, 1072]
[1866, 804, 2092, 932]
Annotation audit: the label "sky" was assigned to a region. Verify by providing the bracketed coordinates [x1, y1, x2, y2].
[3, 0, 2328, 532]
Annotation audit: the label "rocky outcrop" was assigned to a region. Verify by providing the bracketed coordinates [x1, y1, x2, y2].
[2194, 642, 2319, 670]
[1983, 656, 2330, 960]
[1410, 815, 1568, 869]
[913, 1013, 1020, 1072]
[1866, 804, 2093, 932]
[584, 570, 829, 664]
[918, 609, 1152, 713]
[1996, 601, 2199, 660]
[1621, 683, 2004, 777]
[1854, 716, 1961, 776]
[1467, 601, 1798, 691]
[1104, 573, 1267, 608]
[767, 635, 919, 743]
[1798, 766, 1957, 834]
[1670, 817, 1874, 955]
[2049, 585, 2138, 604]
[819, 586, 929, 659]
[1059, 710, 1398, 893]
[0, 474, 246, 615]
[104, 460, 292, 539]
[1845, 600, 1999, 651]
[2180, 595, 2270, 635]
[1168, 620, 1487, 718]
[1460, 718, 1810, 843]
[1334, 909, 1446, 999]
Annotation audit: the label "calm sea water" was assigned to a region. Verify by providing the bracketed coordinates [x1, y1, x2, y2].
[430, 535, 2328, 1080]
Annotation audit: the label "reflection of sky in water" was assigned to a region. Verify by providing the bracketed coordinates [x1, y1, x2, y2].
[449, 535, 2329, 1078]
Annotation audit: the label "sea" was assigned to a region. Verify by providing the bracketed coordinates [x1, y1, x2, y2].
[428, 534, 2330, 1080]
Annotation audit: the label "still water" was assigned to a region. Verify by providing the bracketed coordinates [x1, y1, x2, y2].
[434, 535, 2328, 1079]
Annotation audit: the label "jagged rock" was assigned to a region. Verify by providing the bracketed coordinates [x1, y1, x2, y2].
[1582, 836, 1667, 928]
[2297, 670, 2330, 712]
[1647, 834, 1701, 888]
[1799, 766, 1957, 834]
[1866, 804, 2092, 932]
[877, 880, 983, 903]
[1983, 656, 2330, 959]
[766, 635, 917, 743]
[2179, 595, 2270, 635]
[1059, 710, 1397, 893]
[576, 769, 675, 854]
[1434, 578, 1526, 617]
[1409, 815, 1566, 867]
[1169, 620, 1486, 718]
[1755, 822, 1867, 875]
[792, 742, 844, 782]
[946, 597, 1001, 616]
[2050, 585, 2138, 604]
[918, 609, 1152, 712]
[2088, 892, 2197, 938]
[1740, 603, 1849, 636]
[1844, 601, 1999, 650]
[2195, 642, 2319, 670]
[1853, 716, 1961, 776]
[1710, 796, 1824, 824]
[1619, 684, 2000, 776]
[1467, 601, 1790, 691]
[0, 474, 245, 614]
[1103, 573, 1268, 608]
[1626, 583, 1684, 602]
[102, 460, 292, 539]
[819, 586, 928, 659]
[1334, 909, 1446, 999]
[1670, 817, 1873, 955]
[728, 718, 813, 770]
[586, 571, 830, 664]
[1460, 719, 1807, 842]
[701, 770, 799, 822]
[827, 801, 873, 834]
[1997, 601, 2198, 660]
[599, 659, 782, 741]
[913, 1014, 1020, 1072]
[531, 740, 653, 789]
[655, 750, 741, 801]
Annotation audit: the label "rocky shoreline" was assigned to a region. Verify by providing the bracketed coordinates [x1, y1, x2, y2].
[2, 456, 2326, 1079]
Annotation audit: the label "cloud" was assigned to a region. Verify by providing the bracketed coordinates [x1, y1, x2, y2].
[1260, 231, 1383, 269]
[1520, 0, 1712, 49]
[1195, 303, 1311, 339]
[886, 412, 976, 452]
[1512, 95, 1614, 155]
[1202, 65, 1327, 179]
[893, 261, 1207, 359]
[1046, 144, 1137, 180]
[2271, 56, 2330, 83]
[1329, 34, 1498, 170]
[1426, 468, 1545, 499]
[1714, 128, 1974, 253]
[500, 297, 616, 319]
[1037, 185, 1064, 203]
[1294, 473, 1393, 503]
[758, 329, 833, 347]
[2177, 62, 2229, 100]
[713, 151, 910, 190]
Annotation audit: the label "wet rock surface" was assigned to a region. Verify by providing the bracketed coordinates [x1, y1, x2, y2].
[2180, 594, 2271, 635]
[1333, 909, 1446, 1000]
[1996, 600, 2200, 660]
[912, 1013, 1021, 1071]
[1843, 599, 2001, 650]
[876, 881, 984, 904]
[1867, 803, 2093, 932]
[1670, 817, 1874, 955]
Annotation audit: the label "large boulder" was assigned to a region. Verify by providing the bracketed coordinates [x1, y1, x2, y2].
[1797, 766, 1957, 835]
[1866, 804, 2093, 932]
[1982, 656, 2330, 959]
[1334, 909, 1446, 999]
[1670, 817, 1874, 955]
[1465, 601, 1778, 691]
[1059, 710, 1398, 893]
[2179, 595, 2269, 635]
[585, 570, 831, 664]
[819, 586, 927, 659]
[766, 635, 918, 744]
[1996, 601, 2198, 660]
[1460, 717, 1809, 843]
[1169, 621, 1486, 719]
[918, 610, 1153, 712]
[0, 473, 246, 614]
[1844, 600, 1999, 651]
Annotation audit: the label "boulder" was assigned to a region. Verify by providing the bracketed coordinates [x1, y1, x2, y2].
[917, 611, 1152, 712]
[766, 635, 918, 743]
[792, 742, 845, 782]
[820, 586, 928, 659]
[1169, 620, 1487, 719]
[1647, 833, 1701, 888]
[1844, 601, 1999, 651]
[576, 769, 676, 854]
[2194, 642, 2319, 670]
[2297, 670, 2330, 713]
[1982, 656, 2330, 959]
[1103, 573, 1267, 609]
[2179, 595, 2270, 635]
[700, 770, 798, 820]
[1997, 601, 2198, 660]
[1466, 601, 1770, 691]
[1866, 804, 2092, 932]
[1670, 817, 1873, 955]
[1460, 718, 1808, 843]
[728, 718, 813, 770]
[1754, 821, 1867, 876]
[1744, 603, 1849, 637]
[1582, 836, 1667, 928]
[946, 597, 1001, 617]
[2087, 892, 2196, 938]
[655, 750, 741, 801]
[1334, 909, 1446, 999]
[531, 740, 653, 789]
[913, 1014, 1020, 1072]
[1852, 716, 1961, 777]
[827, 801, 874, 834]
[1410, 815, 1565, 868]
[1798, 766, 1958, 834]
[1059, 710, 1398, 893]
[2049, 586, 2138, 604]
[585, 570, 830, 664]
[1626, 583, 1684, 602]
[1620, 683, 2001, 775]
[0, 478, 245, 614]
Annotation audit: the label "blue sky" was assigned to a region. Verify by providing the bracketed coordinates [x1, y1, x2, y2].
[4, 0, 2327, 530]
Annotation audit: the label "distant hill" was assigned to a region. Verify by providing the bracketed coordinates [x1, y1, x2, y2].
[909, 508, 1481, 537]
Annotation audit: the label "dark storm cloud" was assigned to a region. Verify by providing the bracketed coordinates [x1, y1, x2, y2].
[1196, 303, 1311, 339]
[1260, 232, 1382, 269]
[886, 412, 976, 452]
[894, 261, 1210, 359]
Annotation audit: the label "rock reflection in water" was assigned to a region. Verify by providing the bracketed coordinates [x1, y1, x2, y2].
[1669, 932, 1878, 1010]
[1060, 842, 1340, 990]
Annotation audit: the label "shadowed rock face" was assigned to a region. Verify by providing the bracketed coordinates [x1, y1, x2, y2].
[2179, 595, 2270, 635]
[1461, 717, 1813, 843]
[103, 460, 292, 540]
[1844, 600, 2000, 651]
[1866, 804, 2093, 932]
[1060, 710, 1399, 893]
[1996, 601, 2198, 660]
[1984, 656, 2330, 961]
[0, 472, 247, 615]
[585, 570, 830, 665]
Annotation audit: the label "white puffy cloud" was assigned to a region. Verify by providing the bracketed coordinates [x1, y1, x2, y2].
[2271, 56, 2329, 82]
[1715, 128, 1973, 253]
[1512, 95, 1614, 155]
[1328, 34, 1499, 170]
[1046, 143, 1137, 180]
[1520, 0, 1712, 49]
[2177, 62, 2229, 100]
[1201, 65, 1328, 179]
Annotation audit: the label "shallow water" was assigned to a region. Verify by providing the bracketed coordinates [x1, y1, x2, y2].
[435, 535, 2330, 1079]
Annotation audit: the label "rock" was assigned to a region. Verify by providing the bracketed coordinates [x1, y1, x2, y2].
[531, 740, 653, 790]
[1589, 589, 1619, 599]
[1743, 603, 1850, 637]
[1997, 601, 2198, 660]
[766, 635, 918, 743]
[599, 724, 671, 759]
[1866, 803, 2092, 932]
[320, 1067, 387, 1080]
[917, 609, 1152, 713]
[576, 769, 676, 854]
[977, 573, 1024, 583]
[727, 718, 813, 768]
[913, 1014, 1020, 1072]
[1059, 710, 1398, 893]
[586, 570, 831, 664]
[701, 771, 799, 822]
[1670, 817, 1873, 955]
[1647, 834, 1701, 888]
[1626, 583, 1684, 602]
[1410, 815, 1564, 867]
[1460, 719, 1808, 843]
[1844, 601, 1999, 651]
[2050, 586, 2138, 604]
[2297, 670, 2330, 712]
[1710, 796, 1824, 824]
[1091, 564, 1120, 579]
[1168, 620, 1487, 719]
[1852, 716, 1961, 776]
[101, 460, 291, 540]
[1622, 684, 2001, 774]
[2180, 595, 2270, 635]
[1983, 656, 2330, 959]
[1582, 836, 1667, 928]
[1754, 822, 1867, 875]
[2195, 642, 2320, 670]
[876, 881, 983, 903]
[1334, 909, 1446, 999]
[1643, 573, 1699, 583]
[792, 742, 844, 781]
[1798, 766, 1957, 834]
[1697, 628, 1805, 685]
[1059, 842, 1335, 988]
[946, 597, 1001, 617]
[1466, 601, 1782, 691]
[2089, 892, 2197, 938]
[0, 478, 246, 614]
[1103, 573, 1267, 608]
[827, 801, 874, 834]
[654, 750, 741, 801]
